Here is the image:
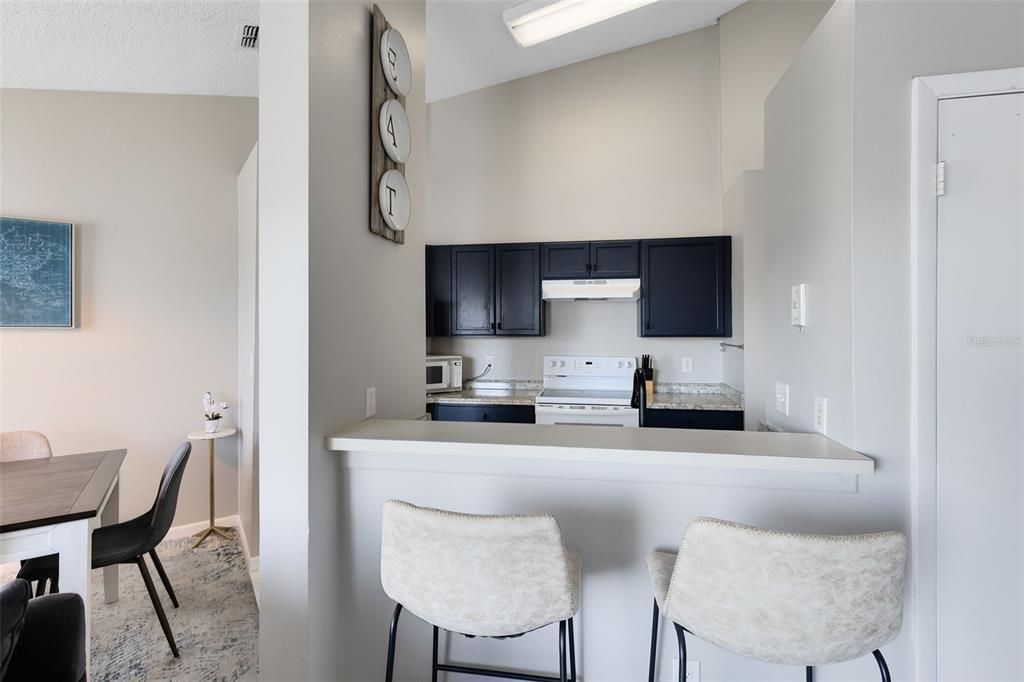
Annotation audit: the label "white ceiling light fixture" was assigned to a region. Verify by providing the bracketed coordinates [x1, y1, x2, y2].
[503, 0, 661, 48]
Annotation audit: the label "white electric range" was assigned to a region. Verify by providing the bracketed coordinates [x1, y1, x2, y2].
[534, 355, 640, 428]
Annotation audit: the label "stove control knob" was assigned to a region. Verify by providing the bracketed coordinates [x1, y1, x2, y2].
[616, 360, 624, 368]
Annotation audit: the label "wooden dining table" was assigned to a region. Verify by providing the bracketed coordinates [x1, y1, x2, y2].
[0, 449, 125, 676]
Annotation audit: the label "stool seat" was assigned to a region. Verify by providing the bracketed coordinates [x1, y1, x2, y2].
[646, 551, 675, 611]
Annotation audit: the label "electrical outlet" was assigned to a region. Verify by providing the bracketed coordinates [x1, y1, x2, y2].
[814, 396, 828, 435]
[681, 357, 693, 373]
[671, 658, 700, 681]
[775, 382, 790, 416]
[485, 355, 495, 369]
[791, 283, 807, 327]
[365, 387, 376, 418]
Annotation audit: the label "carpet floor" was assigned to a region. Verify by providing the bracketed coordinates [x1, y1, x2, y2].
[3, 529, 258, 681]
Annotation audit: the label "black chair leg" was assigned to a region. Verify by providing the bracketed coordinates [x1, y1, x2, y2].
[49, 578, 58, 595]
[648, 599, 660, 682]
[385, 603, 403, 682]
[431, 625, 439, 682]
[136, 557, 179, 657]
[567, 617, 577, 682]
[35, 579, 46, 598]
[558, 620, 567, 682]
[873, 650, 891, 682]
[149, 550, 179, 608]
[674, 622, 687, 682]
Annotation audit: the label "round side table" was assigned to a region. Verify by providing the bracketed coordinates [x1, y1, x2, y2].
[187, 427, 238, 548]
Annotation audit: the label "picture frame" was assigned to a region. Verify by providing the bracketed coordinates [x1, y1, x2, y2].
[0, 216, 76, 328]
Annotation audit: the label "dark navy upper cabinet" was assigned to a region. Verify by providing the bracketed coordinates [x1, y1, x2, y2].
[590, 240, 639, 278]
[542, 240, 639, 279]
[541, 242, 590, 279]
[640, 237, 731, 337]
[452, 245, 495, 335]
[496, 243, 544, 336]
[425, 245, 452, 337]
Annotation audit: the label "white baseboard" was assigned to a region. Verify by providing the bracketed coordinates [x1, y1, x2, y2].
[166, 515, 259, 606]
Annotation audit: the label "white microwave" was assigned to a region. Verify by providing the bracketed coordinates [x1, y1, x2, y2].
[426, 355, 462, 394]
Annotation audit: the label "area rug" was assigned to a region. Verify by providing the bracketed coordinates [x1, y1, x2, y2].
[3, 529, 258, 681]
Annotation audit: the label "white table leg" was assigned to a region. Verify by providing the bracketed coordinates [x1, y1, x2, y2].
[101, 478, 119, 604]
[52, 518, 92, 678]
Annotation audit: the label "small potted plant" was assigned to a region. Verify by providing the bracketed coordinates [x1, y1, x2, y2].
[203, 391, 230, 433]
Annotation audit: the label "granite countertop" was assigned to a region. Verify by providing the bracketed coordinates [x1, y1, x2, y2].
[427, 380, 743, 411]
[426, 380, 541, 406]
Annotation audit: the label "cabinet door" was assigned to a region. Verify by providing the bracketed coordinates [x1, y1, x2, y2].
[590, 240, 639, 278]
[425, 245, 452, 337]
[496, 243, 544, 336]
[541, 242, 590, 279]
[640, 237, 731, 337]
[452, 245, 495, 335]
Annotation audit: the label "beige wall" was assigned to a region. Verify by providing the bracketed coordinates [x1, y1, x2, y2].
[257, 0, 426, 676]
[237, 143, 258, 558]
[0, 89, 257, 526]
[427, 27, 726, 385]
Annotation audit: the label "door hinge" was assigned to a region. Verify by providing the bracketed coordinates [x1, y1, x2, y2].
[936, 160, 947, 197]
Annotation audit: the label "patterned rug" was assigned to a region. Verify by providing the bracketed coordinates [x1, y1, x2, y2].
[3, 529, 258, 681]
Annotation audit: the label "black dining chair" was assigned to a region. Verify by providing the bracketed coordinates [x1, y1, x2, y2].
[17, 442, 192, 657]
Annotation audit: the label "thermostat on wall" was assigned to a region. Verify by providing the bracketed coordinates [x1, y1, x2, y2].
[791, 283, 807, 328]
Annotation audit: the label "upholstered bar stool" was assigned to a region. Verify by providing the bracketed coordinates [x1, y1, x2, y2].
[647, 517, 906, 682]
[380, 500, 580, 682]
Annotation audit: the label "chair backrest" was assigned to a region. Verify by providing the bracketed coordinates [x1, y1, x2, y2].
[141, 443, 191, 552]
[0, 432, 52, 462]
[380, 500, 577, 637]
[665, 517, 906, 666]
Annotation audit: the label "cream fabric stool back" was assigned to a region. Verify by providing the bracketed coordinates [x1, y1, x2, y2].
[646, 517, 906, 682]
[380, 500, 580, 682]
[0, 431, 52, 462]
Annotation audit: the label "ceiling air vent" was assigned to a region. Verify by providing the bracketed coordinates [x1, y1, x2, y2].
[235, 23, 259, 49]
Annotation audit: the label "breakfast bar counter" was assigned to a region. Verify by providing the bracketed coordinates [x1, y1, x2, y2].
[327, 418, 889, 681]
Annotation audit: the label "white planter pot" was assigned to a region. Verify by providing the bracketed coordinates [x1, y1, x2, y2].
[205, 418, 222, 434]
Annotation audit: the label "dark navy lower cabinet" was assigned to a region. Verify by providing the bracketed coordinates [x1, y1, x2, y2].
[428, 403, 536, 424]
[643, 409, 743, 431]
[640, 237, 732, 337]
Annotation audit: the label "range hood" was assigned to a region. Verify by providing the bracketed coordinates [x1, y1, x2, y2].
[541, 278, 641, 301]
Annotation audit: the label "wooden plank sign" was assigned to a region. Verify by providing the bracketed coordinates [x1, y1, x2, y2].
[370, 4, 411, 245]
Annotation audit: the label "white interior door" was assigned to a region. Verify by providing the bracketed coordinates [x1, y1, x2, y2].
[936, 92, 1024, 682]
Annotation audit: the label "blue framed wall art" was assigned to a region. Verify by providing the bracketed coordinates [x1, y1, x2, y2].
[0, 217, 76, 328]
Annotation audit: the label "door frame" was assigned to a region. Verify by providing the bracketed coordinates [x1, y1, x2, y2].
[909, 66, 1024, 682]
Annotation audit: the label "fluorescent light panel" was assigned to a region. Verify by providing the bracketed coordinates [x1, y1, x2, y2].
[503, 0, 660, 47]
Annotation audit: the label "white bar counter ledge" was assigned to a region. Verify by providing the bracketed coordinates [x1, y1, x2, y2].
[327, 418, 880, 681]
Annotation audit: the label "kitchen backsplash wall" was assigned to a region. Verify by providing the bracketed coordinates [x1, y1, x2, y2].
[429, 300, 726, 385]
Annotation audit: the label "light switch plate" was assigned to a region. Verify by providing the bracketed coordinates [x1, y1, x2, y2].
[791, 283, 807, 327]
[814, 396, 828, 435]
[366, 387, 376, 418]
[681, 357, 693, 373]
[775, 382, 790, 416]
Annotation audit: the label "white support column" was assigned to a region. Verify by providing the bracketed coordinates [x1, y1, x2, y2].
[51, 519, 92, 675]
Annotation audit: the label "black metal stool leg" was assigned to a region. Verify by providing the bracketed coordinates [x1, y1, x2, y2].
[568, 617, 577, 682]
[873, 650, 891, 682]
[648, 599, 660, 682]
[559, 620, 568, 682]
[806, 666, 814, 682]
[673, 622, 687, 682]
[385, 603, 403, 682]
[432, 625, 439, 682]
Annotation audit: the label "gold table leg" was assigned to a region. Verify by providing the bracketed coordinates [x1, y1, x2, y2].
[193, 438, 231, 548]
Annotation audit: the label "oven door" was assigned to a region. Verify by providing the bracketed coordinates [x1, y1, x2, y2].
[535, 404, 639, 427]
[426, 360, 451, 393]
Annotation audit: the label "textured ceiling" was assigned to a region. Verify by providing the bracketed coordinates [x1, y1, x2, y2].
[0, 0, 258, 97]
[426, 0, 745, 102]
